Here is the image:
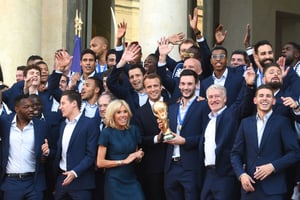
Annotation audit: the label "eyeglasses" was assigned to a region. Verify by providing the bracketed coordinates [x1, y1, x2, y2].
[211, 54, 226, 60]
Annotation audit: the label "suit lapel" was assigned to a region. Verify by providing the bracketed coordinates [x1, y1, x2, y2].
[67, 115, 84, 150]
[181, 99, 197, 130]
[145, 101, 157, 125]
[258, 115, 274, 151]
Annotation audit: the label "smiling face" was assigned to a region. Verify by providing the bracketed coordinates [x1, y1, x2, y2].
[113, 105, 130, 130]
[15, 98, 34, 121]
[254, 88, 275, 115]
[128, 68, 144, 92]
[207, 87, 227, 114]
[255, 44, 274, 67]
[230, 54, 246, 67]
[179, 75, 196, 99]
[210, 49, 227, 73]
[25, 68, 41, 87]
[144, 77, 162, 102]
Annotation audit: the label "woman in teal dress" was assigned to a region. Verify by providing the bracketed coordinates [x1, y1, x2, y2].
[97, 99, 145, 200]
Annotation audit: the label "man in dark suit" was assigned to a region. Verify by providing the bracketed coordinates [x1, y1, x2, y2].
[231, 85, 300, 200]
[135, 73, 168, 200]
[163, 69, 207, 200]
[106, 43, 148, 115]
[200, 46, 245, 106]
[0, 94, 49, 200]
[54, 90, 99, 200]
[199, 71, 255, 200]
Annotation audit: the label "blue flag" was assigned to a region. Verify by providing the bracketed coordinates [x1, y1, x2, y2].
[70, 35, 82, 73]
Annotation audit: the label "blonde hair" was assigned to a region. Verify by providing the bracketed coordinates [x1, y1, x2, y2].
[104, 99, 132, 129]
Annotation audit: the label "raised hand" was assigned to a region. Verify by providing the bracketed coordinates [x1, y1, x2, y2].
[244, 24, 251, 48]
[189, 7, 199, 32]
[215, 24, 227, 45]
[276, 56, 289, 78]
[55, 49, 73, 72]
[168, 32, 185, 45]
[117, 20, 127, 40]
[244, 64, 256, 86]
[158, 37, 173, 56]
[41, 139, 49, 156]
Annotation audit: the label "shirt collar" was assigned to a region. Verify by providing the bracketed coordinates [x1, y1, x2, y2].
[256, 110, 273, 121]
[208, 105, 227, 119]
[149, 97, 164, 108]
[212, 68, 228, 80]
[12, 115, 34, 126]
[65, 112, 82, 124]
[180, 95, 197, 108]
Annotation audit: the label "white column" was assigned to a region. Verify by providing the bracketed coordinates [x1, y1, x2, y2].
[0, 1, 41, 85]
[139, 0, 187, 60]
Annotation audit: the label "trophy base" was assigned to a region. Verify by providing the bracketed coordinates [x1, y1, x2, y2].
[163, 134, 174, 141]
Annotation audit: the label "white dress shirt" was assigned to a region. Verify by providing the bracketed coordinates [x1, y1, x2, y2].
[6, 115, 35, 173]
[59, 113, 82, 171]
[204, 106, 227, 166]
[256, 110, 273, 147]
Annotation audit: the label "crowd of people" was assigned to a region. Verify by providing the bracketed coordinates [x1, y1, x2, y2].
[0, 6, 300, 200]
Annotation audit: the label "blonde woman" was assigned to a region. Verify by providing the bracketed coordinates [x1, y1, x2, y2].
[97, 99, 145, 200]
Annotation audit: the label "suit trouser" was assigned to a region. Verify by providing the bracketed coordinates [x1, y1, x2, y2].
[164, 160, 200, 200]
[1, 175, 43, 200]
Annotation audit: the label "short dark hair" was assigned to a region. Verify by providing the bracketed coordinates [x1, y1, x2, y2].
[263, 63, 281, 75]
[180, 69, 199, 83]
[24, 64, 41, 76]
[87, 76, 104, 94]
[231, 49, 249, 63]
[105, 49, 117, 61]
[26, 55, 43, 65]
[128, 64, 146, 76]
[81, 49, 97, 61]
[255, 84, 274, 97]
[211, 46, 228, 57]
[254, 40, 272, 54]
[17, 65, 27, 71]
[143, 73, 162, 87]
[14, 94, 30, 107]
[61, 90, 82, 110]
[285, 42, 300, 53]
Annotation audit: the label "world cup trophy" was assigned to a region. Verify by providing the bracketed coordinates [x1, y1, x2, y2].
[153, 101, 174, 141]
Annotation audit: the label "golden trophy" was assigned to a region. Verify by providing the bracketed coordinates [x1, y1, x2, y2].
[153, 101, 174, 141]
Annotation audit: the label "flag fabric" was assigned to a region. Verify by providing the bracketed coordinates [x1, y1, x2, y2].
[70, 35, 82, 73]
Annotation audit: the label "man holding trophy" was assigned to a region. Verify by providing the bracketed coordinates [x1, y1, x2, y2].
[161, 69, 208, 200]
[134, 73, 170, 200]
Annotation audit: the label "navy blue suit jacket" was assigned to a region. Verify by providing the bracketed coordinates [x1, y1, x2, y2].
[54, 115, 99, 190]
[200, 67, 245, 106]
[0, 114, 49, 191]
[165, 99, 208, 172]
[231, 113, 299, 195]
[134, 101, 166, 174]
[200, 86, 255, 177]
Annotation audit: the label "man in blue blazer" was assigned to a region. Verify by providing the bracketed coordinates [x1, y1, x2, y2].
[199, 66, 256, 200]
[231, 85, 300, 200]
[0, 94, 49, 200]
[53, 90, 99, 200]
[200, 46, 245, 107]
[163, 70, 208, 200]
